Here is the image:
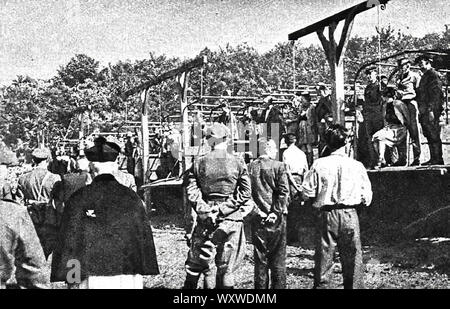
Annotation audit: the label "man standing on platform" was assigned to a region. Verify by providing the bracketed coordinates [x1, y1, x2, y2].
[362, 67, 384, 169]
[248, 138, 289, 289]
[302, 124, 372, 289]
[396, 58, 422, 166]
[51, 136, 159, 288]
[416, 54, 445, 165]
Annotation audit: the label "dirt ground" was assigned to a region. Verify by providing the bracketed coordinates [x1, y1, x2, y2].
[143, 214, 450, 289]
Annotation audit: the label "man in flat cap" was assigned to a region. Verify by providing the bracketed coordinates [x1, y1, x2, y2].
[395, 58, 422, 165]
[16, 147, 61, 258]
[1, 144, 49, 288]
[51, 137, 159, 288]
[184, 122, 251, 289]
[361, 67, 384, 169]
[416, 54, 445, 165]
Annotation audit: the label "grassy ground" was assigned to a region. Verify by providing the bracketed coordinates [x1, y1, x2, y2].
[142, 214, 450, 289]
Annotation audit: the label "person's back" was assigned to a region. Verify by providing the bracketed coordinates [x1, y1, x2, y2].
[305, 150, 372, 209]
[0, 200, 49, 289]
[51, 176, 159, 283]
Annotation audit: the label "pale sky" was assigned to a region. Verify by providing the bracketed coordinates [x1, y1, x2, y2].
[0, 0, 449, 85]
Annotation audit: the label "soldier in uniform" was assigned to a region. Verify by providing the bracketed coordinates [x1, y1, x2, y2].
[184, 123, 251, 289]
[396, 58, 422, 165]
[315, 83, 333, 157]
[415, 54, 445, 165]
[16, 147, 61, 258]
[0, 146, 17, 200]
[248, 138, 290, 289]
[362, 67, 384, 169]
[296, 91, 318, 167]
[51, 137, 159, 288]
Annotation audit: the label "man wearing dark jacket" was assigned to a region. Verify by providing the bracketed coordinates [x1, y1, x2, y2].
[0, 146, 49, 289]
[51, 137, 159, 288]
[248, 138, 290, 289]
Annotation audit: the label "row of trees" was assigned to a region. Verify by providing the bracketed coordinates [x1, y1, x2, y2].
[0, 26, 449, 149]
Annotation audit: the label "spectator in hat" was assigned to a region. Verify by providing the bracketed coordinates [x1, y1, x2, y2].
[0, 145, 18, 200]
[297, 91, 318, 167]
[183, 122, 251, 289]
[395, 57, 422, 166]
[415, 54, 445, 165]
[361, 66, 384, 169]
[16, 147, 61, 258]
[1, 145, 49, 288]
[51, 136, 159, 289]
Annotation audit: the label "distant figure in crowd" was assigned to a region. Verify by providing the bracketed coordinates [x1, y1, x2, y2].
[302, 124, 373, 289]
[396, 58, 421, 165]
[362, 67, 384, 169]
[282, 133, 308, 243]
[51, 136, 159, 289]
[248, 138, 289, 289]
[296, 91, 317, 167]
[184, 123, 251, 289]
[124, 132, 136, 175]
[260, 96, 285, 152]
[16, 147, 61, 258]
[315, 83, 333, 157]
[0, 146, 18, 200]
[416, 54, 445, 165]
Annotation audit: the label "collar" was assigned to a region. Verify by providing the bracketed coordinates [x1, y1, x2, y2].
[330, 147, 348, 157]
[93, 174, 116, 182]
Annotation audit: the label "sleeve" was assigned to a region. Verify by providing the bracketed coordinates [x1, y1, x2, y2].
[217, 160, 252, 217]
[359, 164, 373, 206]
[301, 165, 318, 199]
[14, 209, 49, 289]
[272, 163, 290, 215]
[427, 74, 444, 110]
[184, 161, 209, 214]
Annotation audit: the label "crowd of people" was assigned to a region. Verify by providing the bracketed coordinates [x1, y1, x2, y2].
[0, 53, 446, 290]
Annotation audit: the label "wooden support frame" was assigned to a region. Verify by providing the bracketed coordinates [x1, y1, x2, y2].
[288, 0, 390, 125]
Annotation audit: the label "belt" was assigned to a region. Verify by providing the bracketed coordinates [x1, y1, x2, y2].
[320, 204, 360, 212]
[205, 196, 229, 203]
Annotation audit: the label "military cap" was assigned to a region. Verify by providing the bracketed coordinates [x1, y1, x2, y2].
[85, 136, 120, 162]
[317, 82, 328, 90]
[0, 145, 18, 166]
[284, 132, 297, 143]
[31, 147, 50, 160]
[397, 58, 411, 66]
[365, 66, 377, 75]
[415, 54, 434, 64]
[205, 122, 230, 140]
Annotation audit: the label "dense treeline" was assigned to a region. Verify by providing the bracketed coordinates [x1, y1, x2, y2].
[0, 26, 448, 148]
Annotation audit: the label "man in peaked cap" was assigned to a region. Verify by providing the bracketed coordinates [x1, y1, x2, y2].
[0, 145, 18, 200]
[396, 57, 422, 166]
[415, 54, 445, 165]
[184, 122, 251, 289]
[16, 146, 61, 258]
[51, 136, 159, 289]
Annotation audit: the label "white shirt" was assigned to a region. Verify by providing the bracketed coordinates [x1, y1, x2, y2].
[282, 144, 308, 176]
[302, 147, 373, 209]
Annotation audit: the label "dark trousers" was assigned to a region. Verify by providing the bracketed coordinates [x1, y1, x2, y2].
[314, 208, 364, 289]
[419, 109, 443, 164]
[403, 100, 421, 162]
[252, 215, 287, 289]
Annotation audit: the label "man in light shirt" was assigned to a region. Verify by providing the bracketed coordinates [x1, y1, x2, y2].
[302, 124, 372, 289]
[282, 133, 308, 243]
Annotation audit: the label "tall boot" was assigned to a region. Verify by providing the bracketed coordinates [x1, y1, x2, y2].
[436, 143, 445, 165]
